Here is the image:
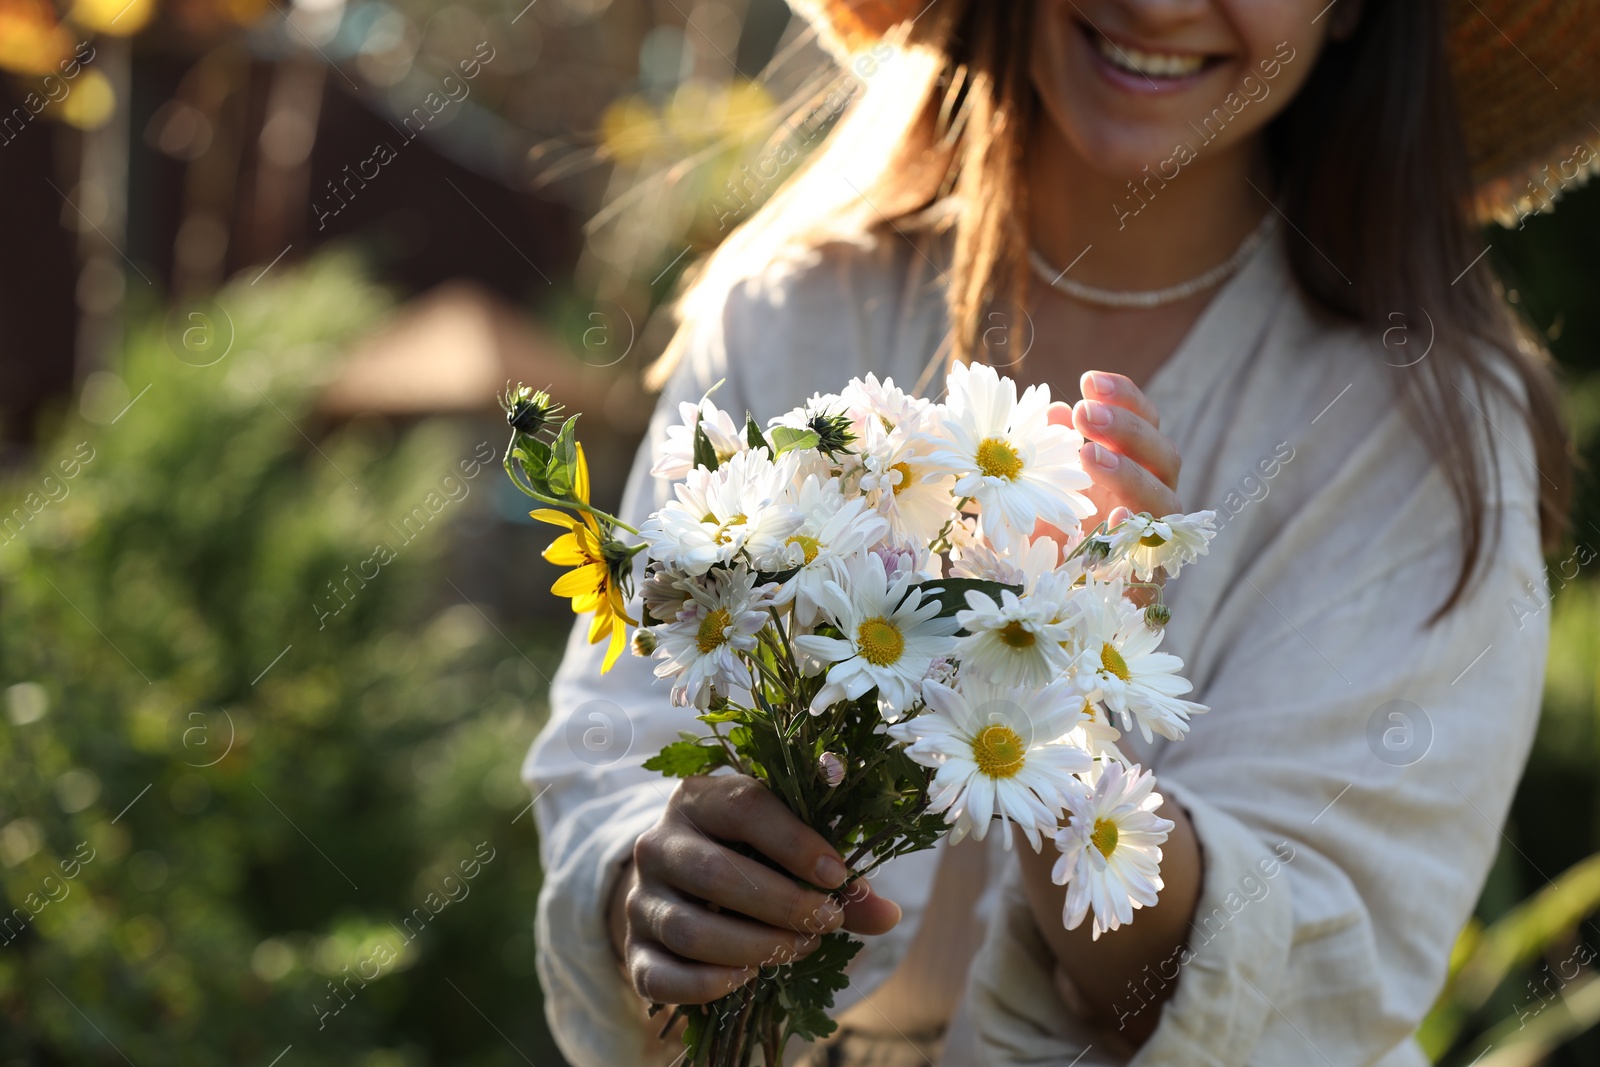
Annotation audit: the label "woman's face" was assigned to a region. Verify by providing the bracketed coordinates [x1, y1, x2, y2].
[1030, 0, 1345, 178]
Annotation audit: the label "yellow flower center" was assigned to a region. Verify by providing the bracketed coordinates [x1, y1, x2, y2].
[786, 534, 821, 565]
[715, 513, 747, 545]
[855, 616, 905, 666]
[1082, 698, 1097, 722]
[998, 621, 1036, 649]
[975, 437, 1024, 480]
[1091, 818, 1120, 858]
[1100, 642, 1131, 682]
[971, 724, 1027, 779]
[1139, 530, 1168, 548]
[696, 608, 732, 653]
[890, 461, 915, 495]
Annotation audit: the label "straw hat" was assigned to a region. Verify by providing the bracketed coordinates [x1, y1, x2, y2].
[788, 0, 1600, 226]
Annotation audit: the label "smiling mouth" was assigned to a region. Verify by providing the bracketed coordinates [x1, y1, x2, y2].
[1089, 27, 1221, 80]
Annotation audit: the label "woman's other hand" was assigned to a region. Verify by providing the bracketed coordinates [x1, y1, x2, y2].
[1057, 370, 1183, 524]
[607, 774, 902, 1005]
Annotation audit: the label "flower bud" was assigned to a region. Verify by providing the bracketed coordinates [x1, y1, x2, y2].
[501, 384, 562, 435]
[1144, 603, 1171, 630]
[818, 751, 846, 788]
[1084, 537, 1112, 563]
[630, 628, 658, 657]
[808, 411, 856, 457]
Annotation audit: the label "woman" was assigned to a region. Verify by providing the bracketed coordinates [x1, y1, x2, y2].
[527, 1, 1591, 1064]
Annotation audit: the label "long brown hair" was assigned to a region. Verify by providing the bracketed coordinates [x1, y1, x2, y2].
[652, 0, 1570, 620]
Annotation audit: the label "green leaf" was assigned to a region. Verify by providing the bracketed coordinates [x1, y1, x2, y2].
[692, 418, 720, 472]
[754, 565, 801, 586]
[546, 415, 581, 497]
[768, 426, 819, 455]
[643, 740, 729, 778]
[697, 708, 746, 725]
[510, 439, 553, 497]
[778, 932, 863, 1044]
[744, 414, 770, 452]
[915, 577, 1022, 620]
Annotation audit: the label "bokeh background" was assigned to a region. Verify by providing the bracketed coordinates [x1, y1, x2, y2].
[0, 2, 1596, 1064]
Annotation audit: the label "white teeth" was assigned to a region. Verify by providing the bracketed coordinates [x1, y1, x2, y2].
[1095, 34, 1206, 78]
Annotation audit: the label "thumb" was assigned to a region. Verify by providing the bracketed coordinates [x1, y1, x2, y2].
[838, 878, 902, 936]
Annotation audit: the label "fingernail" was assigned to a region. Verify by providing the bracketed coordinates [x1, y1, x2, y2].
[815, 855, 848, 887]
[1086, 442, 1119, 470]
[1082, 400, 1112, 428]
[1083, 371, 1112, 396]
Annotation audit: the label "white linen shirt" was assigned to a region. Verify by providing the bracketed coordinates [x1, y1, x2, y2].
[523, 228, 1550, 1067]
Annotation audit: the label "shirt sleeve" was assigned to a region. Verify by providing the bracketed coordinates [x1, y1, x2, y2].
[524, 302, 754, 1067]
[965, 374, 1551, 1066]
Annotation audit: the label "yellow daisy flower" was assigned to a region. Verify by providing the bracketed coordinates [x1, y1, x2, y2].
[531, 445, 636, 672]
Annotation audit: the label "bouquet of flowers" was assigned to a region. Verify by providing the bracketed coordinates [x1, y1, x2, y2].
[502, 363, 1216, 1067]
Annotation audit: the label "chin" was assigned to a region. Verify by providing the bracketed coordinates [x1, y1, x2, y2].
[1053, 116, 1191, 182]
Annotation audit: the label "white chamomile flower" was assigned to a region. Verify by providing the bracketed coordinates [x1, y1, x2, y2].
[1053, 762, 1174, 939]
[953, 588, 1075, 688]
[1104, 511, 1218, 581]
[870, 538, 938, 584]
[1064, 683, 1125, 760]
[923, 361, 1095, 552]
[639, 566, 692, 624]
[652, 398, 746, 481]
[923, 654, 959, 689]
[640, 449, 804, 576]
[776, 476, 889, 626]
[794, 555, 959, 720]
[840, 373, 932, 437]
[1072, 585, 1206, 743]
[857, 420, 957, 548]
[888, 677, 1092, 851]
[951, 534, 1062, 590]
[653, 567, 775, 709]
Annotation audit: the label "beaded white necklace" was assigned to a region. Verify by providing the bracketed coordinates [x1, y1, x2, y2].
[1029, 214, 1276, 309]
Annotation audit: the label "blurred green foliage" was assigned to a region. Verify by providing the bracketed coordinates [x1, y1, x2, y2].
[0, 255, 562, 1065]
[1419, 188, 1600, 1066]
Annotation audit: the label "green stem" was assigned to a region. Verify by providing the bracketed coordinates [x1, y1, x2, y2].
[751, 686, 812, 826]
[927, 496, 974, 556]
[844, 820, 906, 871]
[501, 440, 643, 536]
[708, 721, 750, 776]
[1061, 519, 1113, 563]
[765, 607, 800, 679]
[747, 653, 793, 705]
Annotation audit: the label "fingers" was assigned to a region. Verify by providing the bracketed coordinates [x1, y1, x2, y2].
[1081, 371, 1160, 429]
[629, 884, 820, 968]
[1072, 399, 1180, 491]
[676, 777, 850, 888]
[1080, 440, 1182, 520]
[622, 774, 906, 1009]
[624, 938, 749, 1005]
[635, 821, 845, 935]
